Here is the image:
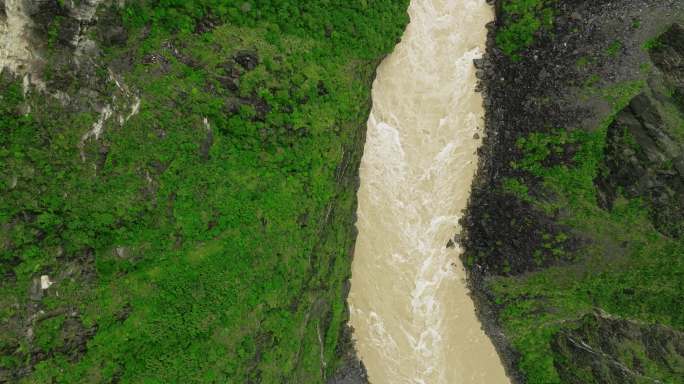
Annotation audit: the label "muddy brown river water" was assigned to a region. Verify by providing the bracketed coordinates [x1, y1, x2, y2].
[348, 1, 510, 383]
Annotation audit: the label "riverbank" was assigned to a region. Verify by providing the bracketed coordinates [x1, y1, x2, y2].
[0, 2, 410, 382]
[348, 1, 506, 383]
[462, 0, 684, 382]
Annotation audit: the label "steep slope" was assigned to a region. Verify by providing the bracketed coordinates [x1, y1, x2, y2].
[348, 1, 507, 383]
[461, 1, 684, 383]
[552, 311, 684, 384]
[0, 1, 409, 382]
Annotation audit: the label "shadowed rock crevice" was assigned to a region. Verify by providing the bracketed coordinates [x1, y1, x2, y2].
[596, 24, 684, 238]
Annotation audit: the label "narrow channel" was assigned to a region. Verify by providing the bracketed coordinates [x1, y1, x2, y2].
[348, 1, 510, 383]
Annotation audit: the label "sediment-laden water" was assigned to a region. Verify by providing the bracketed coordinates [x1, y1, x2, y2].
[348, 1, 510, 383]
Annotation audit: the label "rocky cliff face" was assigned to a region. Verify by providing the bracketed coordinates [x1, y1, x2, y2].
[0, 0, 112, 89]
[462, 1, 684, 382]
[597, 24, 684, 238]
[552, 311, 684, 384]
[326, 320, 369, 384]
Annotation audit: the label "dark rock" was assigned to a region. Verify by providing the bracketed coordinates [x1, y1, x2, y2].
[328, 325, 368, 384]
[27, 0, 69, 35]
[460, 3, 684, 383]
[225, 98, 240, 115]
[28, 277, 42, 301]
[327, 360, 368, 384]
[57, 315, 97, 363]
[95, 5, 128, 47]
[102, 26, 127, 46]
[552, 311, 684, 384]
[148, 160, 168, 175]
[650, 23, 684, 84]
[55, 18, 80, 46]
[142, 53, 168, 66]
[595, 37, 684, 238]
[199, 127, 214, 162]
[235, 51, 259, 71]
[250, 97, 271, 121]
[96, 144, 109, 172]
[2, 309, 97, 382]
[115, 304, 132, 323]
[162, 40, 202, 69]
[218, 61, 242, 92]
[460, 188, 576, 275]
[195, 14, 220, 34]
[297, 212, 309, 228]
[218, 75, 239, 92]
[318, 80, 329, 96]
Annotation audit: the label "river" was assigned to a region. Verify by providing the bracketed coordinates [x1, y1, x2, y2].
[347, 1, 510, 383]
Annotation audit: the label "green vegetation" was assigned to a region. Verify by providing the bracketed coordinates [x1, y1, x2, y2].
[575, 56, 590, 69]
[605, 40, 622, 57]
[553, 311, 684, 383]
[486, 77, 684, 382]
[492, 201, 684, 383]
[501, 177, 532, 202]
[496, 0, 556, 58]
[0, 1, 409, 382]
[643, 37, 664, 51]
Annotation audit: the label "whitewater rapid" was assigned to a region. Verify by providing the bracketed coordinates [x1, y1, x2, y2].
[348, 1, 510, 383]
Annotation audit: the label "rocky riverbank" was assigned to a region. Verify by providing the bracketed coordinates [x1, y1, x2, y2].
[461, 0, 684, 382]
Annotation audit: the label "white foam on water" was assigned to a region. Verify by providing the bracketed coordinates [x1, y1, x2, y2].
[348, 1, 510, 383]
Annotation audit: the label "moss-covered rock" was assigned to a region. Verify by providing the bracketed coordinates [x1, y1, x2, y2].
[597, 24, 684, 238]
[552, 311, 684, 384]
[463, 1, 684, 382]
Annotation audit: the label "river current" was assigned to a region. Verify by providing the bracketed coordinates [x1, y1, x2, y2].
[348, 1, 510, 383]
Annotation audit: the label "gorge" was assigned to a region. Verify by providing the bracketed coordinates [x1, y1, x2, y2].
[348, 1, 509, 383]
[2, 1, 684, 383]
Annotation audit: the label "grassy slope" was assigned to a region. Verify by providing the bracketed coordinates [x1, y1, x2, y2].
[0, 1, 409, 382]
[472, 1, 684, 383]
[491, 85, 684, 382]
